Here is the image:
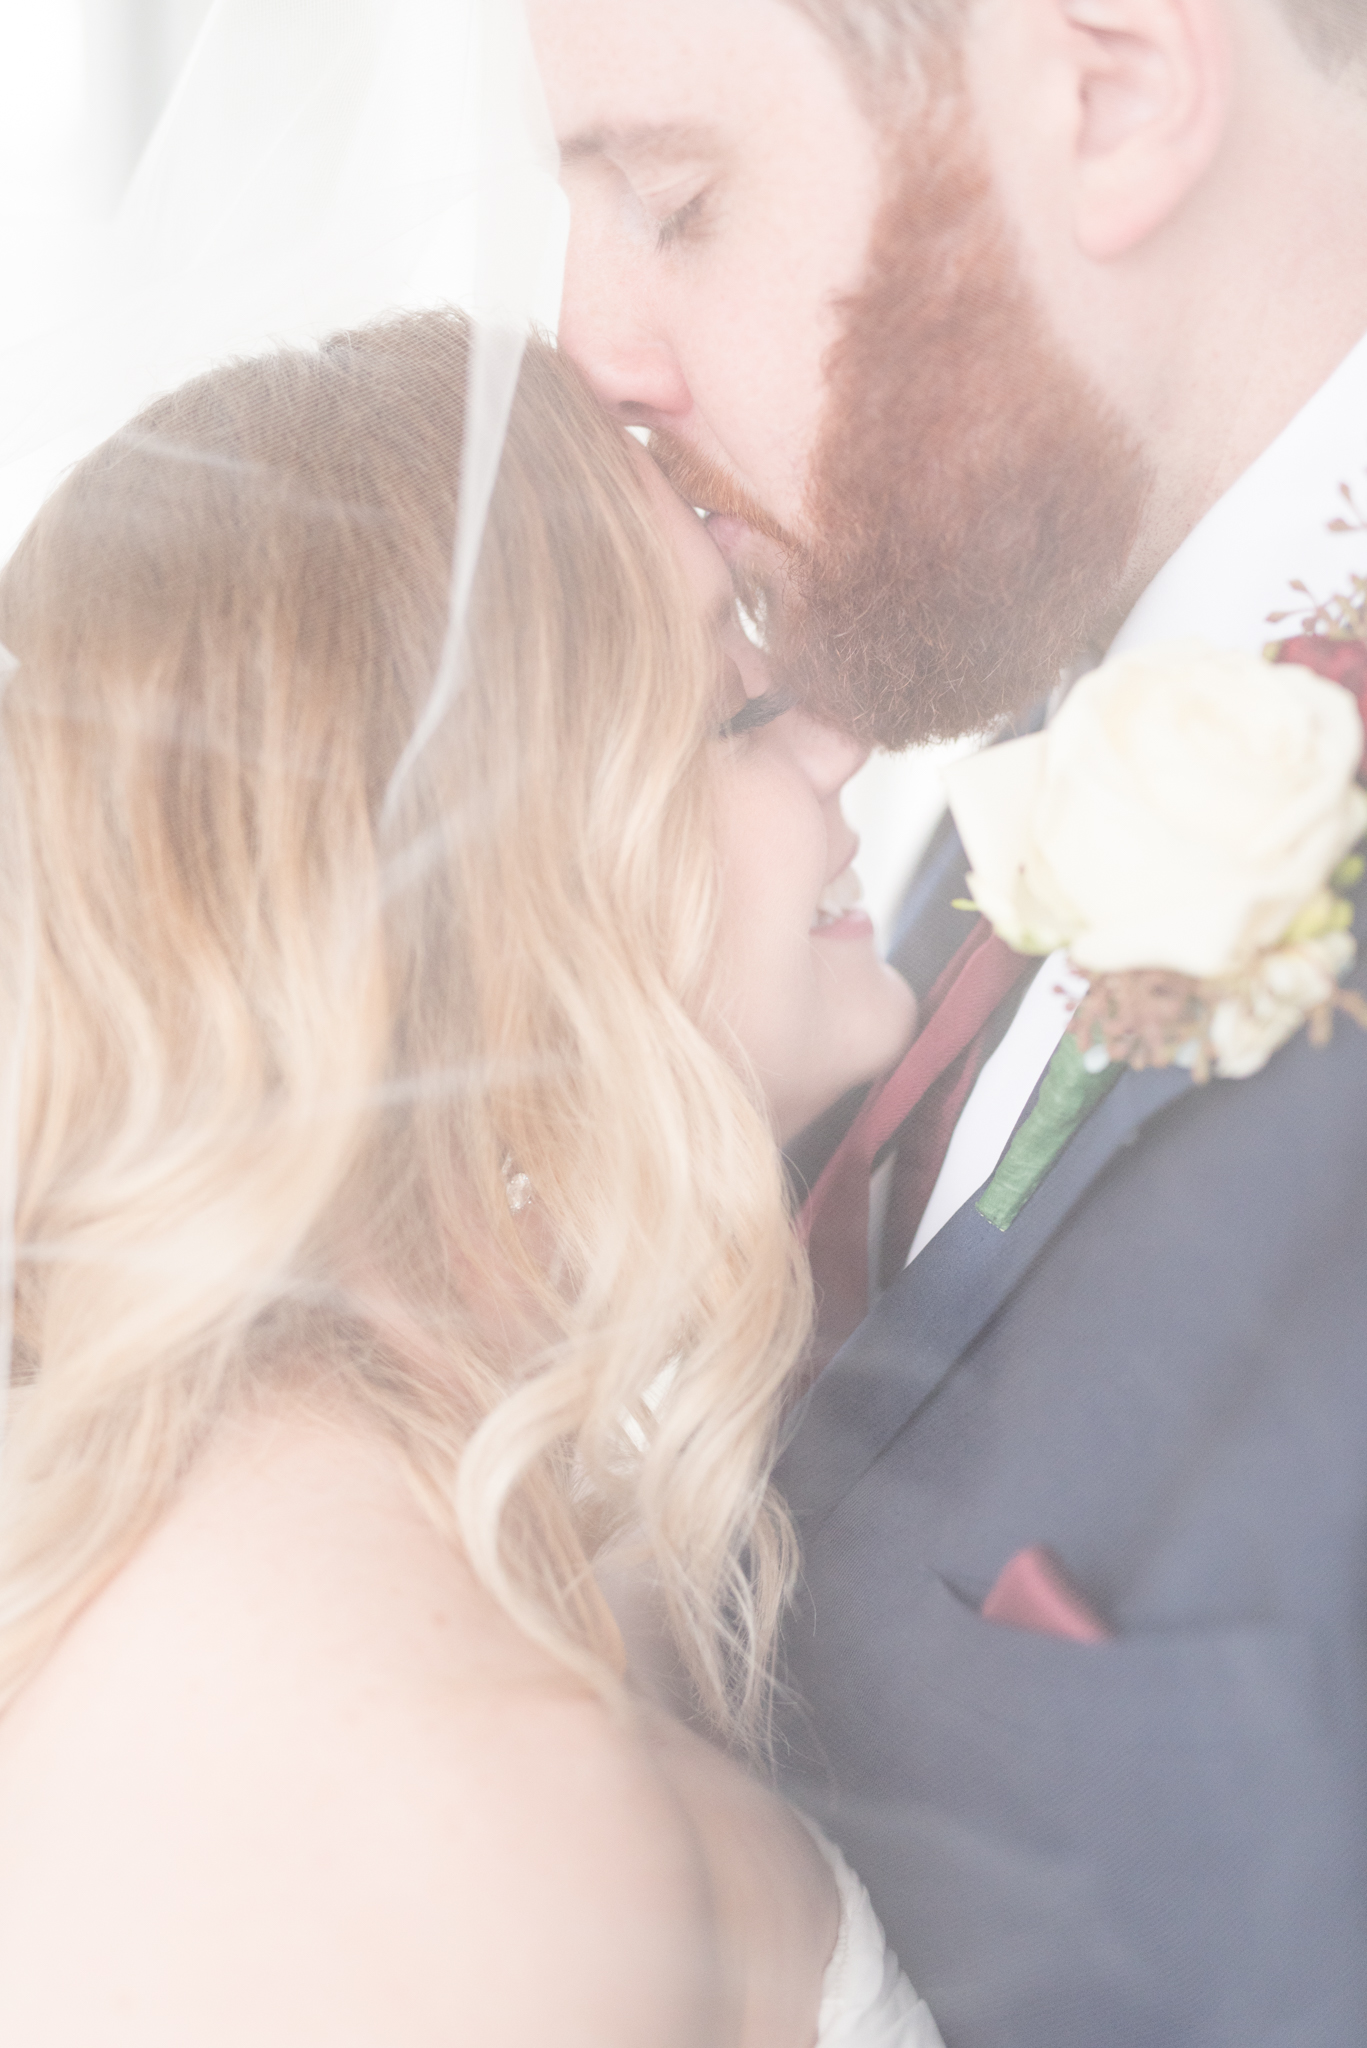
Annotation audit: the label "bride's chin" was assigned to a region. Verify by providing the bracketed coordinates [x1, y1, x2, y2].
[855, 962, 919, 1063]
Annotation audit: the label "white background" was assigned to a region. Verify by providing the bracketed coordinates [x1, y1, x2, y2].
[0, 0, 215, 316]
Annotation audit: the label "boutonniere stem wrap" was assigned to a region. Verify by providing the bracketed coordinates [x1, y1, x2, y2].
[946, 629, 1367, 1232]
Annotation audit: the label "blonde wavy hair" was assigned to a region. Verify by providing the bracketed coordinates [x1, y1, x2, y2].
[0, 311, 811, 1744]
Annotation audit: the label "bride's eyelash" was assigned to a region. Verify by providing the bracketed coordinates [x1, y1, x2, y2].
[718, 687, 795, 739]
[655, 189, 709, 250]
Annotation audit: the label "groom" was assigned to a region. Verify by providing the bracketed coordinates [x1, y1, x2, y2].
[530, 1, 1367, 2041]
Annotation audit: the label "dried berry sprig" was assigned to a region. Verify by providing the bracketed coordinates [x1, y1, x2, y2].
[1268, 482, 1367, 641]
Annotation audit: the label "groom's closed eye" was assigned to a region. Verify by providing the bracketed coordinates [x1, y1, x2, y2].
[654, 188, 711, 252]
[559, 122, 724, 254]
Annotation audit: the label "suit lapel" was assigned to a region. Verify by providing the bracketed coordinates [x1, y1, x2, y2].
[776, 1058, 1192, 1530]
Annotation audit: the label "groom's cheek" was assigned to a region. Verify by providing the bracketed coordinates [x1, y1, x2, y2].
[530, 0, 885, 529]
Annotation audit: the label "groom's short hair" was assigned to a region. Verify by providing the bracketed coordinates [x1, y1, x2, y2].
[786, 0, 1365, 79]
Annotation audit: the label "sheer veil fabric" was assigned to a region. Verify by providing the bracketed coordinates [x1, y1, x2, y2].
[0, 0, 567, 549]
[0, 0, 568, 1425]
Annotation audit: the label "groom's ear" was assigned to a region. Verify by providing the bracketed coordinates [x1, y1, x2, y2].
[1054, 0, 1234, 260]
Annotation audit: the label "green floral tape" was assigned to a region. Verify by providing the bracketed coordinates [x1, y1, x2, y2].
[976, 1031, 1123, 1232]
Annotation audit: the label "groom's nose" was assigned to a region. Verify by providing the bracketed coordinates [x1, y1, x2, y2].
[559, 246, 693, 428]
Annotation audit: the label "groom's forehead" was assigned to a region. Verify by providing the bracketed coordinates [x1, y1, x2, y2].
[531, 0, 838, 146]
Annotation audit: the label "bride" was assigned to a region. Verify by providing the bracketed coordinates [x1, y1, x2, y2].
[0, 310, 932, 2045]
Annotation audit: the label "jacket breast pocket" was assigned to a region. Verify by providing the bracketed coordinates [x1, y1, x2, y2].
[912, 1568, 1322, 1748]
[847, 1575, 1367, 2047]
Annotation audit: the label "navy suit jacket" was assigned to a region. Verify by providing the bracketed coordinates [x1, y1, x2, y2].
[774, 829, 1367, 2048]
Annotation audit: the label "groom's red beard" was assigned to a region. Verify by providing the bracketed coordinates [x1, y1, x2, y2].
[655, 107, 1150, 750]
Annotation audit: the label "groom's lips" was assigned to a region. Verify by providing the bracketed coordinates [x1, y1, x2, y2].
[702, 512, 755, 561]
[704, 512, 796, 589]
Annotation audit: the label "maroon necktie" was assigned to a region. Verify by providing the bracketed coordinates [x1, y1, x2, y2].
[798, 920, 1034, 1373]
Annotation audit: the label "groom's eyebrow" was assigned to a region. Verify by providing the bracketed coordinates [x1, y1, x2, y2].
[559, 121, 721, 166]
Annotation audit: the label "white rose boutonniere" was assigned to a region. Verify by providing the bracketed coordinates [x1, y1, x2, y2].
[946, 632, 1367, 1231]
[948, 640, 1367, 982]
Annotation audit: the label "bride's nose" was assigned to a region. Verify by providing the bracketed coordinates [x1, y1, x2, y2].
[784, 710, 869, 801]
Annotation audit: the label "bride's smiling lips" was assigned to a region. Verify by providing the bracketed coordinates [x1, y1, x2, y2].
[811, 852, 874, 940]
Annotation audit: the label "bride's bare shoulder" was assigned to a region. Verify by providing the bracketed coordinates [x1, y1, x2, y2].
[0, 1407, 719, 2047]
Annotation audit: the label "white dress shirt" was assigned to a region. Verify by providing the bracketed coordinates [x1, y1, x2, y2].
[906, 326, 1367, 1264]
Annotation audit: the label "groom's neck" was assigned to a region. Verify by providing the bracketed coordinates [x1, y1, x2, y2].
[965, 0, 1367, 611]
[1104, 74, 1367, 595]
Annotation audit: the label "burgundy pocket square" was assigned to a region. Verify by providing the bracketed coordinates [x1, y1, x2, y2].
[981, 1545, 1113, 1643]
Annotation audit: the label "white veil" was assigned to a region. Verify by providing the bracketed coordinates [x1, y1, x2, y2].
[0, 0, 567, 1427]
[0, 0, 566, 556]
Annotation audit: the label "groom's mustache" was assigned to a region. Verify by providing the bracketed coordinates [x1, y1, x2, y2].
[648, 433, 796, 553]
